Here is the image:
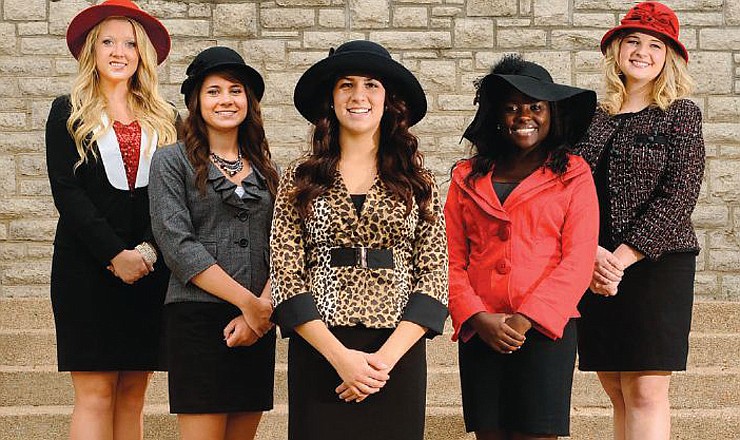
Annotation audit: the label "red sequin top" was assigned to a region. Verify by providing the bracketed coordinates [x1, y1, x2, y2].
[112, 120, 142, 190]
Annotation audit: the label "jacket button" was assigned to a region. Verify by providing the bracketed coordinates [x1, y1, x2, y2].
[237, 211, 249, 222]
[238, 238, 249, 248]
[496, 259, 510, 274]
[498, 225, 510, 241]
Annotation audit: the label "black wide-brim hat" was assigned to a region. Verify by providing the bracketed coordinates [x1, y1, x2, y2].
[293, 40, 427, 126]
[463, 60, 596, 147]
[181, 46, 265, 105]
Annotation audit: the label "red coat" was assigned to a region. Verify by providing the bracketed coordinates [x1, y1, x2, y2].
[445, 154, 599, 341]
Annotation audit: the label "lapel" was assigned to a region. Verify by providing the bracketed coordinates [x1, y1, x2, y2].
[95, 113, 158, 190]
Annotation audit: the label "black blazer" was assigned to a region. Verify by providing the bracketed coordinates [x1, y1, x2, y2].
[46, 95, 169, 295]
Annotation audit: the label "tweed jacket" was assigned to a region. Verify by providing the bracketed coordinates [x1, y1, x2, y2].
[574, 99, 705, 260]
[149, 141, 273, 304]
[270, 166, 449, 336]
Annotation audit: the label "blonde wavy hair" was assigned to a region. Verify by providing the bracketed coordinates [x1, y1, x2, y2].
[67, 17, 176, 168]
[600, 34, 694, 115]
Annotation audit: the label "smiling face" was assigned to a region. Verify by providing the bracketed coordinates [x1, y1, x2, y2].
[498, 88, 551, 153]
[618, 31, 667, 85]
[94, 18, 140, 87]
[332, 75, 386, 138]
[199, 73, 248, 134]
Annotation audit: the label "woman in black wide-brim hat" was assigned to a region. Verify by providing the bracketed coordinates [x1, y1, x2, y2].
[149, 46, 279, 440]
[446, 54, 599, 439]
[270, 40, 448, 440]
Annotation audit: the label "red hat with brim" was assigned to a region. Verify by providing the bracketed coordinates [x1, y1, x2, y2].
[66, 0, 171, 65]
[600, 1, 688, 63]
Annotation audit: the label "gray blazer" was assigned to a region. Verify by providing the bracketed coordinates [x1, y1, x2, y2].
[149, 141, 273, 304]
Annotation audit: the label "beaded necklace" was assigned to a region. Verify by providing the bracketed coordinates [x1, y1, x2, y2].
[210, 150, 243, 177]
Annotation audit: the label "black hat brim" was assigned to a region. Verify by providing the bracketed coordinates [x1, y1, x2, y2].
[463, 73, 597, 146]
[181, 61, 265, 105]
[293, 51, 427, 126]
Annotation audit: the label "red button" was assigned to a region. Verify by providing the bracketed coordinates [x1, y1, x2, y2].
[498, 225, 510, 241]
[496, 259, 510, 274]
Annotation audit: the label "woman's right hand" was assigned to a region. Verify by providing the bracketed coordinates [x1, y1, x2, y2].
[109, 249, 151, 284]
[330, 348, 390, 401]
[590, 246, 624, 296]
[469, 312, 526, 354]
[240, 295, 273, 337]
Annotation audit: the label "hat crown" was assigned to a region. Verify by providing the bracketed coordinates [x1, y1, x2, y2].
[329, 40, 392, 60]
[186, 46, 245, 77]
[496, 61, 553, 84]
[621, 1, 679, 39]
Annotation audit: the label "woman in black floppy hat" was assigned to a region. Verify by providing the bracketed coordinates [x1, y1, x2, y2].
[149, 46, 278, 440]
[270, 40, 448, 440]
[446, 54, 598, 439]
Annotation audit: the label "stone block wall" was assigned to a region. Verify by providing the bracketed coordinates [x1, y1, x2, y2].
[0, 0, 738, 299]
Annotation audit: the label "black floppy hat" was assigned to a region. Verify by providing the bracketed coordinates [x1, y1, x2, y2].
[181, 46, 265, 105]
[293, 40, 427, 126]
[463, 57, 596, 146]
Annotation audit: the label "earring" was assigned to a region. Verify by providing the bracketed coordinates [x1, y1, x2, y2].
[330, 103, 334, 109]
[495, 124, 502, 131]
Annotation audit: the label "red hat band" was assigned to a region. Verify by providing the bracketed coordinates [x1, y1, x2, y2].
[621, 2, 679, 40]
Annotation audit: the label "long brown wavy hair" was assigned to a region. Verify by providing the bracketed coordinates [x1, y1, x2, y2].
[182, 67, 279, 197]
[290, 80, 434, 222]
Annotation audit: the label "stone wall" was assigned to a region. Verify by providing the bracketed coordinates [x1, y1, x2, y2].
[0, 0, 738, 299]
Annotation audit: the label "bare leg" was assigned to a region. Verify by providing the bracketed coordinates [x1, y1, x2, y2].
[598, 372, 626, 440]
[70, 371, 119, 440]
[224, 412, 263, 440]
[178, 414, 227, 440]
[511, 432, 557, 440]
[620, 372, 671, 440]
[112, 371, 152, 440]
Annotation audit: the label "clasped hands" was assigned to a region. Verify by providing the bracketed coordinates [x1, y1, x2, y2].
[223, 294, 274, 347]
[590, 246, 625, 296]
[332, 349, 392, 404]
[470, 312, 532, 354]
[107, 249, 153, 284]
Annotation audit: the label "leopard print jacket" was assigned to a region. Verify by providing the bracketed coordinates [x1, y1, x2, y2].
[270, 166, 449, 335]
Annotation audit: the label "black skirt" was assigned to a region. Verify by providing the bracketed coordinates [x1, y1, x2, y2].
[288, 326, 426, 440]
[458, 320, 577, 436]
[165, 302, 276, 414]
[577, 252, 696, 371]
[51, 245, 168, 372]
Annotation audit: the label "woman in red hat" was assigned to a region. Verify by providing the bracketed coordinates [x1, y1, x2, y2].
[575, 2, 704, 439]
[45, 1, 176, 439]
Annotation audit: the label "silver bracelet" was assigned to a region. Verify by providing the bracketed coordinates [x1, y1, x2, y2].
[135, 242, 157, 265]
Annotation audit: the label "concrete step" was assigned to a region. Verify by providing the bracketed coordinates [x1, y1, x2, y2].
[3, 298, 739, 333]
[2, 328, 738, 369]
[1, 404, 739, 440]
[3, 364, 739, 411]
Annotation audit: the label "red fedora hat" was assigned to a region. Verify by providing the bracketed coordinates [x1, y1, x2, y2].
[66, 0, 171, 65]
[601, 1, 688, 63]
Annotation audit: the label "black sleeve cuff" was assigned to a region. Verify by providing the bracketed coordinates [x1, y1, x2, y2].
[271, 292, 322, 338]
[401, 292, 449, 338]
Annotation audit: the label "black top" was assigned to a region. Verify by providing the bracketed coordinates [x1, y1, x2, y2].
[492, 181, 519, 205]
[350, 194, 366, 216]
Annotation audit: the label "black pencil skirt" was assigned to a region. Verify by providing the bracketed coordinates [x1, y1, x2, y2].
[458, 320, 577, 436]
[287, 326, 427, 440]
[577, 252, 696, 371]
[165, 301, 276, 414]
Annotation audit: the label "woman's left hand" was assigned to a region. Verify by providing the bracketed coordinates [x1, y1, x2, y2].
[505, 313, 532, 336]
[223, 315, 259, 347]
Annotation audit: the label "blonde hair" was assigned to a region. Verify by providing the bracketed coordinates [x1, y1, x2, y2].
[67, 17, 176, 168]
[600, 35, 694, 115]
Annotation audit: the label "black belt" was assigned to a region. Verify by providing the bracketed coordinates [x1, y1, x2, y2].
[329, 247, 394, 269]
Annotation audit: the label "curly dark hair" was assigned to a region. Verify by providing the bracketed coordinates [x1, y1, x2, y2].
[465, 54, 570, 187]
[290, 79, 435, 222]
[182, 67, 279, 197]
